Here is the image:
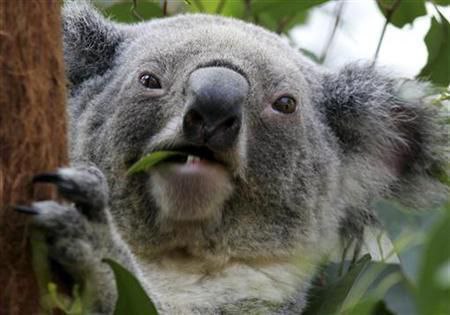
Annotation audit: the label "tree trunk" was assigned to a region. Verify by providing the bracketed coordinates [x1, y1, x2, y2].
[0, 1, 68, 314]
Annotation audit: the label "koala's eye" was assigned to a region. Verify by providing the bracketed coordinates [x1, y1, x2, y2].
[139, 73, 161, 89]
[272, 96, 297, 114]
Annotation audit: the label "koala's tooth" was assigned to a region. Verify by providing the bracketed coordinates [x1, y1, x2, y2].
[186, 155, 201, 163]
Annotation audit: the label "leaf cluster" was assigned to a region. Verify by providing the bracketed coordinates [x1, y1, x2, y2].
[95, 0, 450, 87]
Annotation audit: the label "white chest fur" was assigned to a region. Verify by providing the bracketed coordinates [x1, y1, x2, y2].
[139, 258, 315, 313]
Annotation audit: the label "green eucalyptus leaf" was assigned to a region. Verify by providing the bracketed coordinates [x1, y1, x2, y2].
[187, 0, 245, 17]
[342, 299, 394, 315]
[433, 0, 450, 5]
[342, 263, 407, 315]
[252, 0, 328, 15]
[48, 283, 83, 315]
[373, 200, 440, 285]
[417, 203, 450, 315]
[419, 13, 450, 86]
[127, 151, 185, 175]
[104, 259, 158, 315]
[303, 254, 372, 315]
[377, 0, 426, 28]
[381, 276, 417, 315]
[251, 0, 326, 33]
[31, 231, 56, 312]
[314, 261, 414, 315]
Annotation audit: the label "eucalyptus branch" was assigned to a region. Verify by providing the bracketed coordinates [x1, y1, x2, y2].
[276, 15, 295, 34]
[319, 1, 345, 64]
[162, 0, 168, 16]
[132, 0, 144, 21]
[244, 0, 252, 21]
[373, 0, 403, 63]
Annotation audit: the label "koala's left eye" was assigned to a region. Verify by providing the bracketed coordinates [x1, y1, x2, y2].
[272, 96, 297, 114]
[139, 72, 161, 89]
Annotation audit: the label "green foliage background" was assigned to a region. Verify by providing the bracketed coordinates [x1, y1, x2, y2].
[44, 1, 449, 315]
[95, 0, 450, 88]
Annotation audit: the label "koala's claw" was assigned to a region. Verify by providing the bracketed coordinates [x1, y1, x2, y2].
[33, 172, 79, 196]
[33, 167, 109, 221]
[33, 172, 64, 184]
[12, 205, 39, 215]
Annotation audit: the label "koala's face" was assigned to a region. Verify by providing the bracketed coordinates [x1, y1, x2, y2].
[67, 11, 342, 262]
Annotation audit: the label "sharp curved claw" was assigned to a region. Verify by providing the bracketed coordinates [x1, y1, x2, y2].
[32, 172, 63, 184]
[12, 205, 39, 215]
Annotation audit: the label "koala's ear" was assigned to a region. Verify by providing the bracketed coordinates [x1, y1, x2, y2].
[62, 1, 124, 87]
[321, 64, 447, 205]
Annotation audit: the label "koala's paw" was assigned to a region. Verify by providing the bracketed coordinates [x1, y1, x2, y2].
[32, 165, 109, 220]
[14, 165, 111, 271]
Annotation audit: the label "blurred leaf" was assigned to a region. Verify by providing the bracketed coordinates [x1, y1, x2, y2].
[315, 261, 418, 315]
[377, 0, 427, 28]
[343, 263, 413, 315]
[382, 277, 417, 315]
[48, 283, 83, 315]
[104, 1, 163, 23]
[252, 0, 328, 15]
[251, 0, 327, 33]
[188, 0, 245, 17]
[433, 0, 450, 5]
[104, 259, 158, 315]
[374, 200, 440, 285]
[343, 299, 394, 315]
[31, 231, 52, 308]
[371, 301, 396, 315]
[435, 260, 450, 288]
[216, 0, 245, 17]
[419, 13, 450, 86]
[31, 231, 68, 313]
[257, 10, 308, 33]
[303, 254, 371, 315]
[127, 151, 185, 174]
[417, 203, 450, 315]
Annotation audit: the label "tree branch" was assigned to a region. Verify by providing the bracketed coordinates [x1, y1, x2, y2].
[162, 0, 168, 16]
[132, 0, 144, 21]
[244, 0, 252, 21]
[276, 15, 295, 34]
[319, 1, 345, 64]
[373, 0, 403, 63]
[215, 0, 227, 14]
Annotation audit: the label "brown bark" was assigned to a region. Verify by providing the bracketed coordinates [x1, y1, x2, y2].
[0, 1, 68, 314]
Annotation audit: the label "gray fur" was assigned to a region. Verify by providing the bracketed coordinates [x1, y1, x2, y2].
[29, 1, 447, 314]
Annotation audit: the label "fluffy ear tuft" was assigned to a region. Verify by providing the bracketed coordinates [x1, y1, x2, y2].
[63, 1, 124, 88]
[321, 63, 448, 208]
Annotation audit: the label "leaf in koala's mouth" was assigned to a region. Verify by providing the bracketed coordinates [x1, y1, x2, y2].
[127, 151, 186, 175]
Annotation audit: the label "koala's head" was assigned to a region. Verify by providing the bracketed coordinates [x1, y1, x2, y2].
[64, 2, 446, 264]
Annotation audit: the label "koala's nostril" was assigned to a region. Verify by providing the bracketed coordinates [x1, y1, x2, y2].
[223, 116, 237, 129]
[184, 109, 204, 130]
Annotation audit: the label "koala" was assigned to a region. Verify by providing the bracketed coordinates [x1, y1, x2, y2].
[19, 1, 446, 314]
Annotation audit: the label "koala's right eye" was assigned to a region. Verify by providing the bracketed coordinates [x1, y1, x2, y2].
[139, 73, 162, 89]
[272, 95, 297, 114]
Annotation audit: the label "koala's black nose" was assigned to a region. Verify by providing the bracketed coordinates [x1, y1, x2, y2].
[183, 67, 248, 151]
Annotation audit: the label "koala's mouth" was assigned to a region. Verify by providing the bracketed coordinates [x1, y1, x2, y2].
[148, 145, 234, 221]
[161, 146, 220, 165]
